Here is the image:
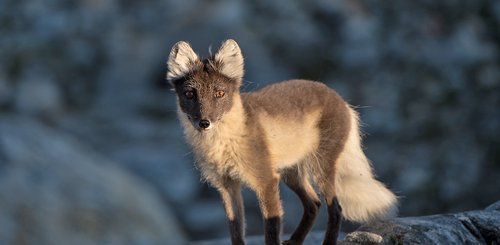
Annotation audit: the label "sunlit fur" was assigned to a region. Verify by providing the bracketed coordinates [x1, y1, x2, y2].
[166, 41, 199, 81]
[178, 94, 248, 183]
[214, 40, 244, 81]
[167, 39, 398, 245]
[334, 108, 398, 222]
[258, 109, 321, 170]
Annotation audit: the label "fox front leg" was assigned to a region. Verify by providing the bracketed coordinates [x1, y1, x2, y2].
[216, 178, 246, 245]
[253, 175, 283, 245]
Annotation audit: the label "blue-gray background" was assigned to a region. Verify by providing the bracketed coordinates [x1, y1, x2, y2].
[1, 0, 499, 244]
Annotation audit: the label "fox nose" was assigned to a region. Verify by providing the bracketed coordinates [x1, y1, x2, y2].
[199, 119, 211, 129]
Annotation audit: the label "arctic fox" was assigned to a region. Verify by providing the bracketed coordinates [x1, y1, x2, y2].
[167, 39, 397, 245]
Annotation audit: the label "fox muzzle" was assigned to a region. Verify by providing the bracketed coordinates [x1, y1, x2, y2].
[198, 119, 211, 129]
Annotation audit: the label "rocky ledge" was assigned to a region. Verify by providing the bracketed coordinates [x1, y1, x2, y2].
[194, 200, 500, 245]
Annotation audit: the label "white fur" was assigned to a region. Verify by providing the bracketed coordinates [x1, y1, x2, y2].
[258, 110, 321, 169]
[167, 41, 199, 81]
[214, 39, 244, 81]
[178, 94, 248, 182]
[335, 107, 398, 222]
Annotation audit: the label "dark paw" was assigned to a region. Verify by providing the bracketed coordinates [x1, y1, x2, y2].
[282, 240, 301, 245]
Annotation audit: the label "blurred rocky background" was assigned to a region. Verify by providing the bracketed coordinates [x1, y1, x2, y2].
[0, 0, 499, 244]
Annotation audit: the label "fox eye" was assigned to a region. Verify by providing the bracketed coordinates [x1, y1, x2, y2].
[215, 90, 225, 98]
[184, 91, 194, 99]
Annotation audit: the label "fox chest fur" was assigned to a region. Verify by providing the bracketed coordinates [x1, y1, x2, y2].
[178, 97, 252, 181]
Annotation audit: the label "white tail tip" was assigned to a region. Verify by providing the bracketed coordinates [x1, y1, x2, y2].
[335, 107, 398, 222]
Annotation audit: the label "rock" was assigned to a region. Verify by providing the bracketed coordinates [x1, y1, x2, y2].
[0, 116, 186, 245]
[345, 231, 383, 244]
[486, 201, 500, 211]
[193, 201, 500, 244]
[354, 201, 500, 244]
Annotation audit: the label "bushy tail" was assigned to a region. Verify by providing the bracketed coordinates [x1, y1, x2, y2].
[334, 107, 398, 222]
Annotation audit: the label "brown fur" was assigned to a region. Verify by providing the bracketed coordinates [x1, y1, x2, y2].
[167, 40, 396, 245]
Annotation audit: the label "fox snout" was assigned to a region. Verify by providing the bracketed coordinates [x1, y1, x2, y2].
[198, 119, 211, 130]
[187, 115, 213, 131]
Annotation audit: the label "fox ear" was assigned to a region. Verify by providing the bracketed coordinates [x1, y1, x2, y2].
[214, 39, 244, 82]
[167, 41, 199, 82]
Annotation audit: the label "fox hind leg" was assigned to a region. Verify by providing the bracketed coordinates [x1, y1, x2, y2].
[315, 152, 344, 245]
[282, 166, 321, 245]
[315, 104, 351, 245]
[323, 194, 342, 245]
[313, 156, 342, 245]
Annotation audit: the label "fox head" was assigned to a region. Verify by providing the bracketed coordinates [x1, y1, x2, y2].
[167, 39, 244, 131]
